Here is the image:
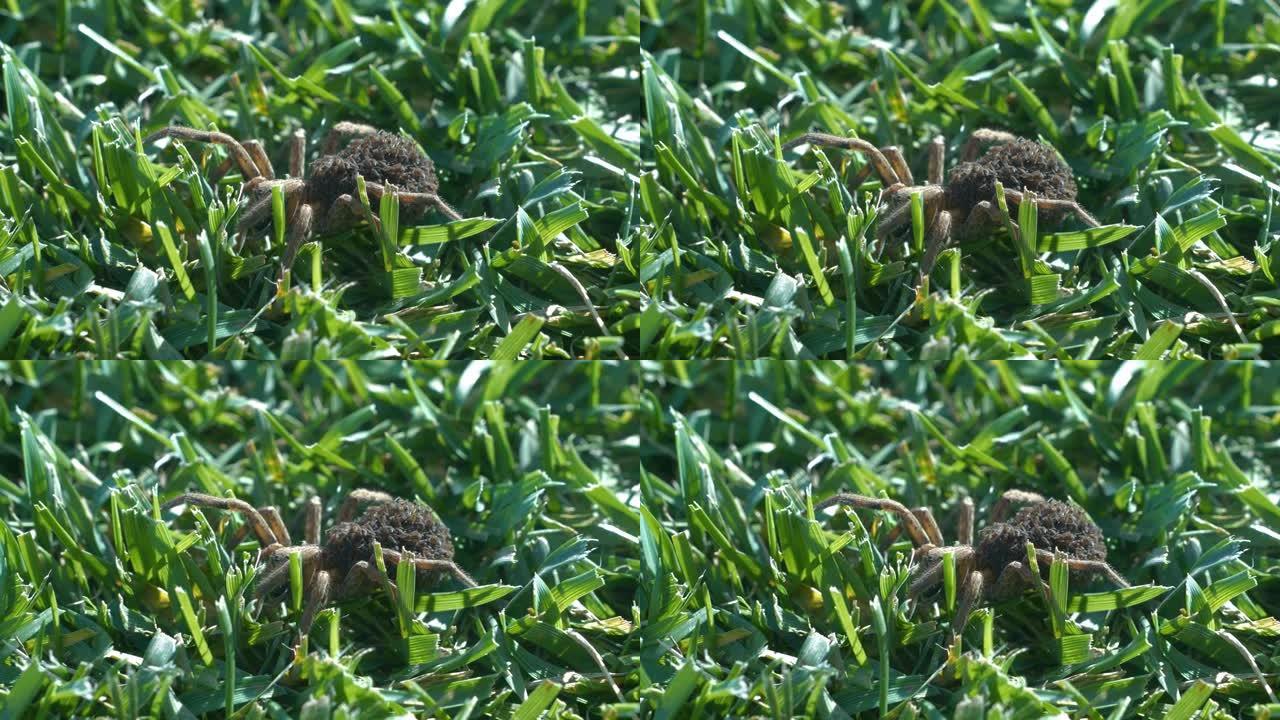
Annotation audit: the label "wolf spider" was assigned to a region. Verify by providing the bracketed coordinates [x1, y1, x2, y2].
[144, 121, 462, 279]
[816, 489, 1128, 639]
[162, 488, 477, 640]
[783, 128, 1101, 274]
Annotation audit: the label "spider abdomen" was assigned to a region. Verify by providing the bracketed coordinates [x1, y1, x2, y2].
[324, 498, 455, 572]
[946, 138, 1079, 221]
[976, 499, 1107, 577]
[307, 131, 441, 215]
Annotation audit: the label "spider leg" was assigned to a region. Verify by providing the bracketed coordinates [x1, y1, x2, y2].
[908, 545, 974, 598]
[335, 560, 398, 600]
[815, 493, 933, 550]
[299, 568, 333, 637]
[162, 493, 279, 547]
[782, 133, 901, 190]
[913, 507, 944, 547]
[960, 128, 1021, 162]
[337, 488, 397, 523]
[237, 179, 307, 245]
[959, 200, 1002, 239]
[243, 140, 275, 180]
[1033, 550, 1130, 588]
[144, 126, 262, 182]
[277, 201, 315, 281]
[927, 136, 945, 185]
[319, 193, 369, 235]
[875, 186, 944, 243]
[289, 129, 306, 178]
[1003, 189, 1101, 228]
[261, 507, 290, 547]
[957, 498, 975, 548]
[918, 208, 954, 277]
[382, 549, 479, 588]
[304, 496, 322, 545]
[951, 569, 986, 638]
[321, 121, 380, 155]
[990, 490, 1047, 523]
[881, 146, 913, 187]
[364, 182, 463, 223]
[991, 560, 1038, 598]
[253, 545, 323, 600]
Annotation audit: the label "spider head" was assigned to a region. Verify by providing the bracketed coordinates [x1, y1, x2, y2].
[324, 498, 455, 571]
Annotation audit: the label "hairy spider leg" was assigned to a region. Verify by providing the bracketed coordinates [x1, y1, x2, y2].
[289, 129, 306, 178]
[145, 127, 263, 184]
[364, 181, 464, 222]
[253, 545, 324, 600]
[237, 179, 307, 238]
[907, 545, 975, 599]
[320, 121, 382, 155]
[991, 560, 1041, 598]
[952, 569, 986, 637]
[381, 549, 479, 588]
[298, 568, 333, 637]
[990, 489, 1048, 523]
[782, 133, 902, 192]
[242, 140, 275, 182]
[957, 498, 975, 548]
[337, 488, 397, 523]
[304, 497, 322, 545]
[163, 492, 279, 548]
[1033, 549, 1129, 588]
[927, 136, 945, 185]
[277, 202, 315, 282]
[960, 128, 1021, 162]
[918, 208, 955, 277]
[1003, 189, 1101, 228]
[816, 493, 934, 550]
[875, 185, 945, 242]
[881, 146, 913, 187]
[912, 507, 945, 547]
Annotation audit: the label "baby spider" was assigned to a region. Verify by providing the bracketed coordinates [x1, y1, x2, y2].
[783, 128, 1100, 275]
[816, 489, 1128, 640]
[144, 121, 462, 279]
[162, 488, 477, 642]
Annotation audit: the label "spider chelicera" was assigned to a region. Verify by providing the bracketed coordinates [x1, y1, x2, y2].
[144, 121, 463, 279]
[782, 128, 1101, 274]
[162, 488, 477, 640]
[816, 489, 1128, 639]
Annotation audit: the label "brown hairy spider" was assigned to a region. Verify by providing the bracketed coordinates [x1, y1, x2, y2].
[162, 488, 477, 639]
[783, 128, 1101, 274]
[144, 121, 462, 278]
[816, 489, 1128, 639]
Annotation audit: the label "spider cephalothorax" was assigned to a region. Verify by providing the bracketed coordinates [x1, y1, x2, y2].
[162, 488, 476, 641]
[782, 128, 1100, 275]
[144, 122, 462, 279]
[816, 489, 1127, 640]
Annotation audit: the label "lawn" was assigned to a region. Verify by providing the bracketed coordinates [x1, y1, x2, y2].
[1, 361, 1279, 717]
[641, 0, 1280, 358]
[3, 1, 1278, 358]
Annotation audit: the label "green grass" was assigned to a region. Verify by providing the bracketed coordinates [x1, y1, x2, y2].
[3, 2, 1278, 357]
[640, 0, 1280, 358]
[0, 1, 639, 358]
[2, 361, 1279, 717]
